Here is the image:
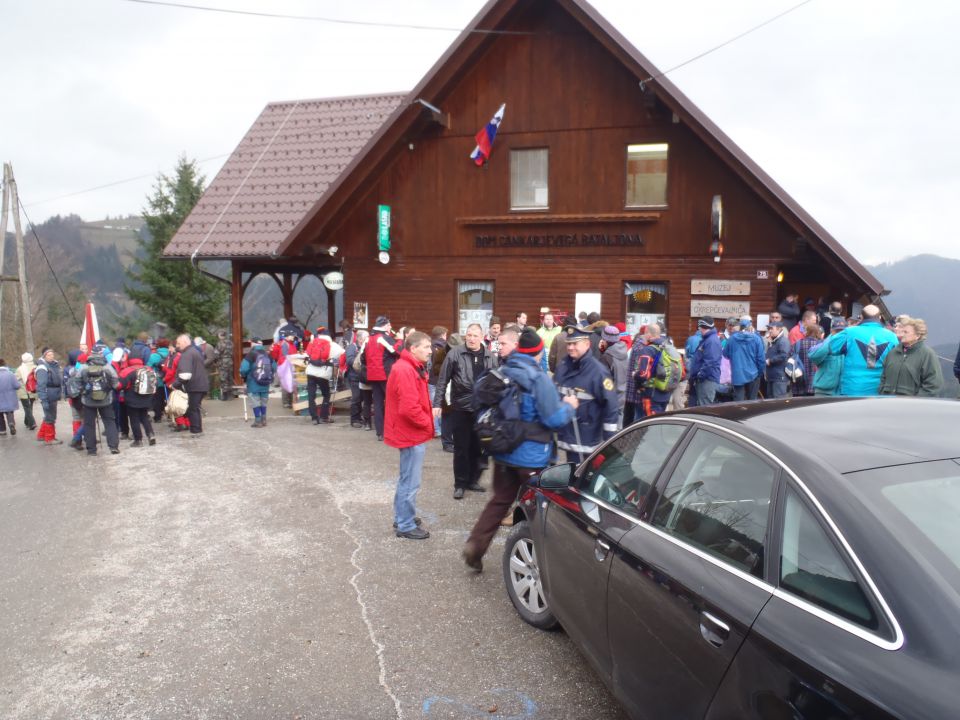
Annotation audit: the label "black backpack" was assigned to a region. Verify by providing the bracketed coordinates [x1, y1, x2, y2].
[84, 356, 110, 402]
[473, 368, 550, 455]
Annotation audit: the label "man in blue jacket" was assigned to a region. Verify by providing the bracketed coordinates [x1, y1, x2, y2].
[555, 325, 620, 463]
[462, 327, 577, 572]
[723, 318, 766, 400]
[688, 317, 722, 406]
[827, 304, 899, 396]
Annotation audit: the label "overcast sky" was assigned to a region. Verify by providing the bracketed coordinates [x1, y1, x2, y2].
[3, 0, 958, 265]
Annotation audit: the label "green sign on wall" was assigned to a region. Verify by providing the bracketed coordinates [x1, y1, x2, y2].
[377, 205, 391, 251]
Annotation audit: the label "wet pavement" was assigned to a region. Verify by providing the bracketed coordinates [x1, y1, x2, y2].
[0, 398, 627, 719]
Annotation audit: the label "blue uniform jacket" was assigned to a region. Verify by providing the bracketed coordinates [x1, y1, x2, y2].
[689, 329, 721, 383]
[493, 353, 575, 469]
[554, 353, 620, 455]
[722, 331, 765, 385]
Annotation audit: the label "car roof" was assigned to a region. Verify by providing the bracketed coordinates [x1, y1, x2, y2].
[670, 397, 960, 474]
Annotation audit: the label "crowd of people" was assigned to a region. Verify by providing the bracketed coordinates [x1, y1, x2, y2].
[0, 332, 213, 454]
[2, 299, 955, 572]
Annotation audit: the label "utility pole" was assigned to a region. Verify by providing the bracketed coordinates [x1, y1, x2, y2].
[0, 163, 34, 353]
[0, 165, 10, 349]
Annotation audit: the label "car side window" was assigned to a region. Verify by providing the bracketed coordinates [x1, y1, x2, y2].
[580, 423, 686, 514]
[652, 430, 775, 577]
[780, 488, 878, 629]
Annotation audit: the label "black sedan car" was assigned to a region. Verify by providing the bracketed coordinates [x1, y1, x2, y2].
[502, 397, 960, 720]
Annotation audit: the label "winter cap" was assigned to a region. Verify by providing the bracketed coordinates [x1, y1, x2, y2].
[315, 325, 327, 334]
[614, 322, 627, 333]
[739, 318, 751, 328]
[111, 348, 126, 363]
[601, 326, 621, 343]
[40, 347, 53, 356]
[375, 315, 390, 328]
[517, 327, 544, 355]
[697, 317, 714, 329]
[21, 352, 33, 363]
[830, 317, 848, 330]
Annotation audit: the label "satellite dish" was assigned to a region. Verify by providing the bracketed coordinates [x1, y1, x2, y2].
[378, 251, 390, 265]
[711, 195, 723, 242]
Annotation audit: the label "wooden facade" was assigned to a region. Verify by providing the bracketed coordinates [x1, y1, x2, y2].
[276, 0, 875, 340]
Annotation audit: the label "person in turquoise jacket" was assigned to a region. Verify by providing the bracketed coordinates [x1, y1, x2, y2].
[809, 317, 847, 396]
[239, 338, 276, 428]
[826, 305, 899, 396]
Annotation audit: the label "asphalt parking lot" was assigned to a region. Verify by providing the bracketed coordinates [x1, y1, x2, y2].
[0, 398, 627, 719]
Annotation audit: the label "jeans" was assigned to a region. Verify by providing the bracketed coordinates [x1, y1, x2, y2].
[767, 379, 789, 399]
[733, 377, 761, 401]
[20, 398, 36, 429]
[695, 379, 718, 406]
[428, 384, 441, 435]
[394, 443, 426, 532]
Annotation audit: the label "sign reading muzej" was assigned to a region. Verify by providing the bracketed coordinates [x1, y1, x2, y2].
[691, 299, 750, 318]
[690, 279, 750, 296]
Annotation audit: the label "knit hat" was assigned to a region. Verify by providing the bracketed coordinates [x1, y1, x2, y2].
[517, 327, 544, 355]
[40, 347, 53, 356]
[375, 315, 390, 328]
[21, 352, 33, 363]
[601, 326, 620, 343]
[697, 317, 714, 329]
[315, 326, 327, 334]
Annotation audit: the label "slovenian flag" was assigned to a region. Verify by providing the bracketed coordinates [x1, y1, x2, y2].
[470, 103, 505, 166]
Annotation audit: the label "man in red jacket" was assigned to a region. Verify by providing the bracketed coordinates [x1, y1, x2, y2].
[385, 330, 434, 540]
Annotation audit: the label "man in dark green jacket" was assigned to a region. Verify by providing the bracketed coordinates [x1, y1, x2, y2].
[879, 318, 942, 396]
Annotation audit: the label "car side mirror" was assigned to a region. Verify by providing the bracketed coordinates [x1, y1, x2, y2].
[538, 463, 575, 489]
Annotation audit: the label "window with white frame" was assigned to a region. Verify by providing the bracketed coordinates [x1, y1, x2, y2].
[457, 281, 494, 335]
[510, 148, 549, 210]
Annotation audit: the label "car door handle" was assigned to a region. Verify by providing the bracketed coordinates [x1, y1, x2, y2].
[594, 538, 611, 562]
[699, 611, 730, 648]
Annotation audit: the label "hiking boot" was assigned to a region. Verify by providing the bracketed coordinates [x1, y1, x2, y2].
[465, 483, 486, 493]
[130, 440, 143, 448]
[393, 517, 422, 529]
[120, 433, 130, 441]
[148, 436, 156, 446]
[396, 527, 430, 540]
[72, 439, 84, 451]
[320, 417, 334, 424]
[110, 448, 120, 455]
[462, 545, 483, 573]
[45, 439, 63, 446]
[453, 487, 465, 500]
[9, 425, 15, 436]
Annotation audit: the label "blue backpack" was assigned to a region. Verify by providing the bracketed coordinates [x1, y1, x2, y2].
[251, 351, 274, 386]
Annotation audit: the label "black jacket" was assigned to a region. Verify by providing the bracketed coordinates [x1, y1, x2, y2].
[433, 344, 495, 412]
[177, 344, 210, 393]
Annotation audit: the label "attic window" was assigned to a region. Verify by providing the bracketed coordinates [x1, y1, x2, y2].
[626, 143, 668, 208]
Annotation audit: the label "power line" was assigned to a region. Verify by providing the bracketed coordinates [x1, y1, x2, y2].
[24, 153, 231, 208]
[15, 196, 82, 329]
[640, 0, 816, 89]
[118, 0, 535, 34]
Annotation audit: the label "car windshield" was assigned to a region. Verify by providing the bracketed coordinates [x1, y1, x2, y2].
[847, 459, 960, 593]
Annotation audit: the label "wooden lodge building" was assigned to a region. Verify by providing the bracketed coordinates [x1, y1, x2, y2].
[164, 0, 886, 379]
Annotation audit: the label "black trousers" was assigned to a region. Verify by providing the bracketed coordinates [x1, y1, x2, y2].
[307, 375, 331, 419]
[153, 386, 167, 421]
[0, 411, 14, 432]
[20, 398, 36, 429]
[349, 378, 363, 424]
[451, 409, 483, 489]
[186, 391, 204, 433]
[83, 404, 118, 454]
[127, 406, 154, 441]
[372, 381, 387, 437]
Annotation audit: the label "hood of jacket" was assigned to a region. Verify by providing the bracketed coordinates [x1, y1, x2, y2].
[603, 341, 628, 361]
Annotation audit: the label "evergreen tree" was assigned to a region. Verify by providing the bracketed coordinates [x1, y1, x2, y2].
[126, 156, 228, 337]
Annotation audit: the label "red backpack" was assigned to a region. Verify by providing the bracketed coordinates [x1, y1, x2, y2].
[306, 337, 331, 366]
[25, 369, 37, 393]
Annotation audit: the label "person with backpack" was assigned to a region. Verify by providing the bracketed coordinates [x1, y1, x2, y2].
[240, 338, 276, 428]
[384, 331, 435, 540]
[35, 347, 64, 445]
[0, 358, 21, 436]
[149, 338, 171, 421]
[462, 327, 578, 572]
[554, 325, 620, 463]
[130, 332, 152, 364]
[365, 316, 399, 441]
[304, 325, 344, 425]
[79, 351, 121, 455]
[599, 325, 628, 427]
[344, 329, 369, 428]
[63, 349, 87, 449]
[270, 332, 300, 409]
[433, 323, 496, 499]
[633, 323, 680, 417]
[118, 356, 158, 446]
[15, 352, 38, 431]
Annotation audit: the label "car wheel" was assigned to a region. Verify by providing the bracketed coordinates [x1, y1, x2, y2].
[502, 520, 558, 630]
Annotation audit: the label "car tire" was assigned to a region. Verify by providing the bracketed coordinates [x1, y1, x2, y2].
[502, 520, 558, 630]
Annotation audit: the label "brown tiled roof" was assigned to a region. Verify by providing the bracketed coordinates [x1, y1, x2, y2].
[164, 92, 405, 258]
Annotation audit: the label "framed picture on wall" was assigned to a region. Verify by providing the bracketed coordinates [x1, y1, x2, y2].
[353, 301, 368, 329]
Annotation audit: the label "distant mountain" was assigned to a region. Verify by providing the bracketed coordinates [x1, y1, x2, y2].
[867, 255, 959, 347]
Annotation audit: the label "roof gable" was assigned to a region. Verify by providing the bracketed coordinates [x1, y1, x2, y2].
[164, 92, 404, 258]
